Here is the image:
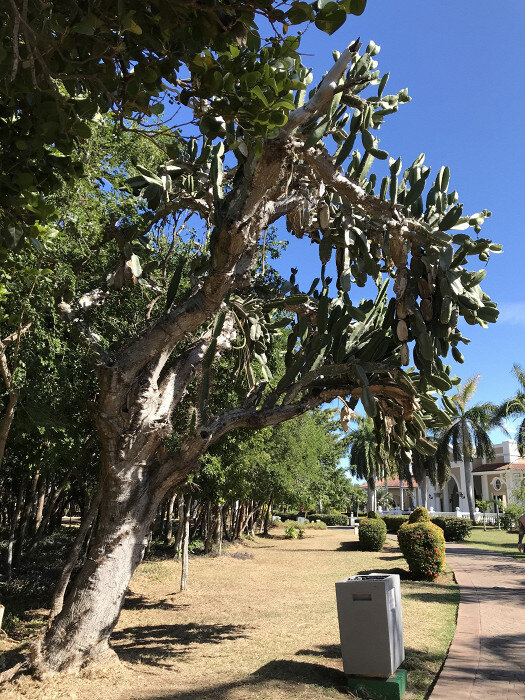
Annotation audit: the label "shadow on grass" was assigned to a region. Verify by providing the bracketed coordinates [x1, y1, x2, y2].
[402, 645, 450, 699]
[356, 567, 412, 580]
[112, 623, 250, 668]
[403, 584, 459, 605]
[295, 643, 341, 659]
[122, 593, 190, 611]
[141, 659, 348, 699]
[336, 540, 360, 552]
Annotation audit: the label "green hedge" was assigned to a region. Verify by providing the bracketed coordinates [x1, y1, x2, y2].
[359, 517, 387, 551]
[408, 506, 431, 524]
[307, 513, 348, 526]
[431, 517, 472, 542]
[381, 515, 409, 533]
[398, 520, 446, 581]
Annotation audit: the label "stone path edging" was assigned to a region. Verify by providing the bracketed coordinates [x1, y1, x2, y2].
[430, 544, 524, 699]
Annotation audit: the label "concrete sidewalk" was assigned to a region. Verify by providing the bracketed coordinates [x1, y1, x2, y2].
[431, 544, 525, 699]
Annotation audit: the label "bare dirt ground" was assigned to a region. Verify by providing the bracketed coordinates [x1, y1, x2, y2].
[1, 528, 458, 700]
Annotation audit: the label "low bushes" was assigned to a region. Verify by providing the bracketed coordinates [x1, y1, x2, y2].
[408, 506, 430, 523]
[307, 513, 348, 526]
[284, 524, 304, 539]
[501, 504, 522, 531]
[358, 513, 387, 551]
[310, 520, 328, 530]
[431, 517, 472, 542]
[381, 515, 409, 533]
[398, 507, 445, 581]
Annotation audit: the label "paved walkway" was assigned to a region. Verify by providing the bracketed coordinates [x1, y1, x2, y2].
[431, 544, 525, 699]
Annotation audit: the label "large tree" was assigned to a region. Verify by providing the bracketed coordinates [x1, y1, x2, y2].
[1, 9, 501, 681]
[0, 0, 369, 255]
[347, 415, 396, 512]
[494, 364, 525, 456]
[436, 376, 499, 520]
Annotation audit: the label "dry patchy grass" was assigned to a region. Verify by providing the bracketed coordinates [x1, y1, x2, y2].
[2, 528, 458, 700]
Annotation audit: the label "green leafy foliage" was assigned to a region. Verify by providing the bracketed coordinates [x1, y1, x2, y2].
[431, 517, 472, 542]
[284, 524, 304, 539]
[501, 504, 523, 531]
[358, 515, 387, 550]
[398, 518, 446, 580]
[408, 506, 431, 523]
[0, 0, 365, 251]
[381, 515, 409, 533]
[307, 513, 348, 526]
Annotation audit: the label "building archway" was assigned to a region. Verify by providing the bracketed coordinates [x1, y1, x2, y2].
[444, 474, 460, 511]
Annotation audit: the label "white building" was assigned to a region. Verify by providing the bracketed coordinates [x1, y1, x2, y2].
[425, 439, 525, 512]
[359, 440, 525, 515]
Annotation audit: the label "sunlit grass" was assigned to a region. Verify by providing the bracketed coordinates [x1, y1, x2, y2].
[462, 526, 523, 558]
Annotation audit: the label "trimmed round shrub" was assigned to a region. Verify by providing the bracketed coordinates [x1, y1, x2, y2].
[306, 513, 348, 526]
[408, 506, 431, 524]
[431, 516, 472, 542]
[359, 517, 387, 551]
[381, 515, 409, 534]
[367, 510, 379, 519]
[398, 520, 446, 580]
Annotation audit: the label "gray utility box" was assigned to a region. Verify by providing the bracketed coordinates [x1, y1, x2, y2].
[335, 573, 404, 678]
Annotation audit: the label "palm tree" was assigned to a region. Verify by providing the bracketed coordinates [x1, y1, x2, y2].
[412, 430, 451, 508]
[494, 364, 525, 456]
[437, 375, 497, 520]
[347, 416, 394, 512]
[376, 486, 396, 510]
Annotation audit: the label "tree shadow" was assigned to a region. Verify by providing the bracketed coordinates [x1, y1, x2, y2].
[140, 659, 348, 699]
[122, 593, 190, 611]
[356, 567, 412, 580]
[295, 643, 341, 659]
[402, 645, 450, 698]
[336, 541, 360, 552]
[112, 623, 249, 668]
[403, 586, 459, 605]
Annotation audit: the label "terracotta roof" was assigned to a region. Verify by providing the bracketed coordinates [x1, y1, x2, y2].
[472, 459, 525, 474]
[358, 477, 418, 489]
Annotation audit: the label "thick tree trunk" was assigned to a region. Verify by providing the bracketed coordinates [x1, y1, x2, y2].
[367, 477, 376, 513]
[32, 472, 165, 675]
[180, 496, 192, 592]
[420, 476, 428, 509]
[48, 490, 102, 624]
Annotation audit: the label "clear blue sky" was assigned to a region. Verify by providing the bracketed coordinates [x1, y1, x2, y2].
[270, 0, 525, 443]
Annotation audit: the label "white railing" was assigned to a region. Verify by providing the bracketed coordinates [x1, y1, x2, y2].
[378, 507, 486, 523]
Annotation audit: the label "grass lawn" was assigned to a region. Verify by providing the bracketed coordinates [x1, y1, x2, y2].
[2, 528, 458, 700]
[463, 526, 523, 558]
